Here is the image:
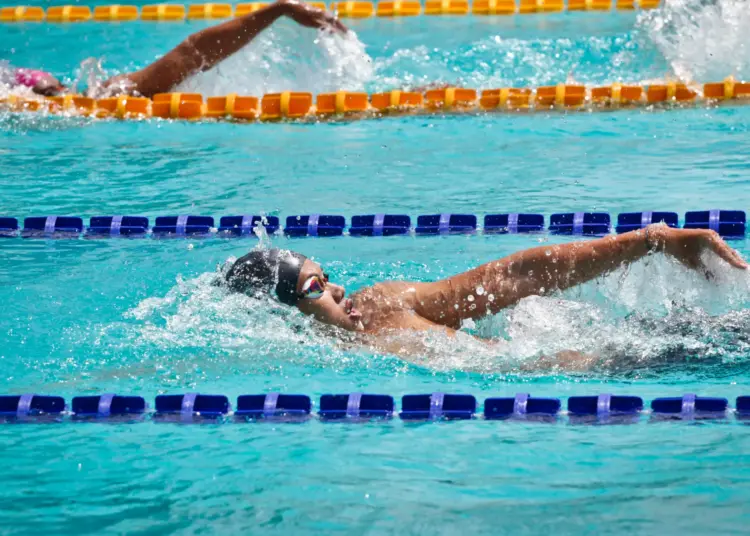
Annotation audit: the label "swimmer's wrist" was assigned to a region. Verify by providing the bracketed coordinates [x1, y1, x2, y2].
[275, 0, 300, 15]
[644, 225, 662, 252]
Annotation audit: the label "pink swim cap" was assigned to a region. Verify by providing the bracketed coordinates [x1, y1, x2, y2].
[14, 69, 50, 88]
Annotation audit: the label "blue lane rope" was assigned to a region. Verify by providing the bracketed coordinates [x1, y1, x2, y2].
[710, 210, 720, 233]
[180, 392, 198, 422]
[429, 392, 445, 419]
[641, 211, 652, 228]
[372, 214, 385, 237]
[97, 393, 115, 417]
[0, 210, 746, 239]
[44, 216, 57, 234]
[0, 392, 743, 423]
[263, 392, 280, 418]
[16, 393, 35, 417]
[573, 212, 585, 235]
[438, 214, 451, 234]
[346, 392, 363, 418]
[682, 393, 697, 417]
[71, 395, 147, 416]
[507, 213, 519, 234]
[110, 216, 123, 236]
[240, 214, 253, 235]
[307, 214, 320, 237]
[597, 393, 612, 416]
[513, 392, 529, 415]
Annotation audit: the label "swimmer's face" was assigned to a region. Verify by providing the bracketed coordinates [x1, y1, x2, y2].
[295, 259, 363, 331]
[32, 75, 65, 97]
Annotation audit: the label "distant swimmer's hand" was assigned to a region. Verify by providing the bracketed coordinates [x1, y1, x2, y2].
[647, 224, 749, 276]
[278, 0, 349, 33]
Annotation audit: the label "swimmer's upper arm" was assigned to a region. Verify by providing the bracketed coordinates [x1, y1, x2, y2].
[414, 268, 520, 327]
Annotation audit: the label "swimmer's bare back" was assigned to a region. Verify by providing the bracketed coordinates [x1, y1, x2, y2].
[350, 226, 748, 335]
[101, 0, 347, 98]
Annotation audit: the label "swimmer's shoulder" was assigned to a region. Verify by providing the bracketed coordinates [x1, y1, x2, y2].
[353, 281, 417, 302]
[352, 281, 420, 324]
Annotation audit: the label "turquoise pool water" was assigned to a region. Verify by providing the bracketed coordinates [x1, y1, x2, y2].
[3, 2, 750, 534]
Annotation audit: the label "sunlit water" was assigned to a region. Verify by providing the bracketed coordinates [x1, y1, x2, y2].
[2, 1, 750, 534]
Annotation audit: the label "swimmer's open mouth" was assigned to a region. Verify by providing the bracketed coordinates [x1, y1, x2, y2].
[345, 298, 362, 319]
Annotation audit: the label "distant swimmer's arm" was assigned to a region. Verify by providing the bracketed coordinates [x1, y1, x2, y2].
[414, 225, 747, 328]
[118, 0, 348, 97]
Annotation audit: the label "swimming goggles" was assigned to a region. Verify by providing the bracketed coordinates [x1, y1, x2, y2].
[299, 273, 328, 300]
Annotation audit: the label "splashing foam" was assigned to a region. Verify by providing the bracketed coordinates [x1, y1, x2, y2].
[637, 0, 750, 82]
[475, 252, 750, 376]
[0, 62, 92, 132]
[111, 268, 364, 383]
[369, 31, 651, 92]
[0, 61, 34, 100]
[177, 23, 374, 95]
[105, 251, 750, 379]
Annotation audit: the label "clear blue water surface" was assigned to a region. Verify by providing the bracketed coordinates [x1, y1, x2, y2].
[2, 5, 750, 535]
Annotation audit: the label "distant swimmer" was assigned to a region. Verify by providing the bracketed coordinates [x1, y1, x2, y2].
[3, 0, 348, 98]
[223, 226, 748, 336]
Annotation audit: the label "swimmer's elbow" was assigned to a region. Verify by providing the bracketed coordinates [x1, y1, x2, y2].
[177, 36, 207, 72]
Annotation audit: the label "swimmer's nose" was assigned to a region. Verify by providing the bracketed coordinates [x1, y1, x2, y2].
[327, 283, 345, 303]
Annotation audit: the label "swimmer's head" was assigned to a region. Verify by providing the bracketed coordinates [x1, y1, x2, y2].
[15, 69, 66, 97]
[225, 248, 363, 331]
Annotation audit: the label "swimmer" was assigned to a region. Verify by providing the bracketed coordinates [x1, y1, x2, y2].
[224, 225, 748, 336]
[4, 0, 347, 98]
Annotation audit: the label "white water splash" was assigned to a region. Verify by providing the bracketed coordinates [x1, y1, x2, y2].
[176, 22, 373, 95]
[473, 252, 750, 373]
[637, 0, 750, 81]
[0, 61, 34, 99]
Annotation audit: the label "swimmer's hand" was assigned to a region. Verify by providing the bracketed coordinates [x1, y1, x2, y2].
[648, 224, 749, 275]
[278, 0, 349, 33]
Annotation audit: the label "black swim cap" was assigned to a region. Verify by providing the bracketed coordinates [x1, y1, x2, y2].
[224, 248, 308, 306]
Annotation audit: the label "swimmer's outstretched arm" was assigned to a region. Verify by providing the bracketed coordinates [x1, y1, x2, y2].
[116, 0, 347, 97]
[413, 225, 747, 328]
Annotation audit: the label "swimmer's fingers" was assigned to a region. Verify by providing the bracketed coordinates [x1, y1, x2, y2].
[286, 2, 348, 33]
[704, 231, 749, 270]
[665, 228, 748, 273]
[318, 9, 348, 33]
